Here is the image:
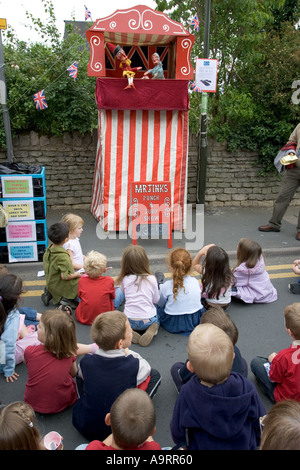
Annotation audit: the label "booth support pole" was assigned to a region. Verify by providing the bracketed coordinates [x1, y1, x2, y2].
[197, 0, 211, 204]
[0, 30, 13, 163]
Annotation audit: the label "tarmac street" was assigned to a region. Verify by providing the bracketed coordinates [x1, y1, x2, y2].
[1, 205, 300, 450]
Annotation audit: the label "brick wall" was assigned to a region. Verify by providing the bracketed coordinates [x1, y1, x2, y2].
[1, 130, 299, 210]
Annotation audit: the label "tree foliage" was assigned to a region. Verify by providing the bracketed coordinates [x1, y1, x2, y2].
[0, 0, 97, 145]
[157, 0, 300, 173]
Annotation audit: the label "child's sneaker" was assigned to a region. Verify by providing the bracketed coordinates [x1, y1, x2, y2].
[288, 283, 300, 294]
[41, 287, 52, 306]
[131, 331, 141, 344]
[60, 298, 79, 309]
[139, 323, 159, 347]
[58, 304, 73, 315]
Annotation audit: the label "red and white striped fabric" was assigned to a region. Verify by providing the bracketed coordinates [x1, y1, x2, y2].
[91, 109, 189, 231]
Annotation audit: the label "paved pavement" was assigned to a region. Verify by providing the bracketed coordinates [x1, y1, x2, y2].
[2, 203, 300, 451]
[46, 203, 300, 265]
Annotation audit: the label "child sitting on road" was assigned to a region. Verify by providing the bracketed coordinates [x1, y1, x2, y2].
[170, 323, 265, 450]
[260, 400, 300, 450]
[81, 389, 161, 450]
[0, 264, 41, 330]
[288, 259, 300, 294]
[0, 401, 61, 450]
[0, 273, 28, 383]
[170, 305, 248, 392]
[231, 238, 277, 303]
[251, 302, 300, 403]
[15, 308, 96, 367]
[75, 251, 124, 325]
[42, 222, 81, 308]
[72, 310, 161, 442]
[62, 213, 85, 271]
[156, 248, 205, 335]
[116, 245, 160, 347]
[193, 244, 234, 309]
[24, 309, 80, 414]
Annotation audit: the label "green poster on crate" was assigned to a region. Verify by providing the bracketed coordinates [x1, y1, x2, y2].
[1, 175, 33, 198]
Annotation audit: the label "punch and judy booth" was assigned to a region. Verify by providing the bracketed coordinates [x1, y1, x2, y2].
[86, 5, 195, 232]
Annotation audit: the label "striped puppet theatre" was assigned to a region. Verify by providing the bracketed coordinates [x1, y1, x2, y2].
[86, 5, 195, 231]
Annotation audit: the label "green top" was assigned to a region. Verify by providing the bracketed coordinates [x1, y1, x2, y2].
[43, 244, 78, 304]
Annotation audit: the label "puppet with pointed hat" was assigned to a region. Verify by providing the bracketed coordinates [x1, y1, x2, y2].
[106, 43, 142, 90]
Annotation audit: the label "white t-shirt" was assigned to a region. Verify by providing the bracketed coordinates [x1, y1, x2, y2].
[202, 286, 232, 305]
[157, 275, 203, 316]
[63, 237, 84, 266]
[121, 274, 160, 320]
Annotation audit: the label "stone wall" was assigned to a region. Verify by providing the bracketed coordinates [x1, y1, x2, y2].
[187, 135, 300, 208]
[0, 131, 97, 210]
[1, 130, 299, 210]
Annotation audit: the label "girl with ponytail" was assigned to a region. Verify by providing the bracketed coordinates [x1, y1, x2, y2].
[157, 248, 205, 334]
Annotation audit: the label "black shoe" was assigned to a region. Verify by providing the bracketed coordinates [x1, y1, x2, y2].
[41, 287, 52, 306]
[288, 283, 300, 294]
[60, 298, 78, 309]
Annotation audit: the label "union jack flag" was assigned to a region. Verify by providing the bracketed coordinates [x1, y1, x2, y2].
[189, 81, 202, 93]
[67, 62, 78, 81]
[33, 89, 48, 110]
[85, 5, 92, 21]
[190, 14, 199, 32]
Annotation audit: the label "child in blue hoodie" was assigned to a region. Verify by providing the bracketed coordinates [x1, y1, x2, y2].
[170, 323, 265, 450]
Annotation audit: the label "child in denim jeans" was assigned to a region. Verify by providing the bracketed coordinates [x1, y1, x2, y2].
[116, 245, 160, 347]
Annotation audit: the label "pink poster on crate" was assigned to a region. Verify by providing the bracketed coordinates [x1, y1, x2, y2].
[6, 221, 36, 242]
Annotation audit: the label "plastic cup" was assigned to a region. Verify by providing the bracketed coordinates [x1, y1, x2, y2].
[43, 431, 63, 450]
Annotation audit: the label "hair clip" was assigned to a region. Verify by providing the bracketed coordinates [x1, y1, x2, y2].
[29, 421, 34, 427]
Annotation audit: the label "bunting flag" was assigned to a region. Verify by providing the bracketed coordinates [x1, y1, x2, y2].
[33, 89, 48, 110]
[189, 81, 202, 92]
[67, 62, 78, 81]
[85, 5, 92, 21]
[190, 14, 199, 32]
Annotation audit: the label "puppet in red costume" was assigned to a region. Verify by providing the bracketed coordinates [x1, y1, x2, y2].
[106, 43, 142, 90]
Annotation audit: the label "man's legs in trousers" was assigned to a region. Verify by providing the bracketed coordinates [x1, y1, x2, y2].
[268, 166, 300, 230]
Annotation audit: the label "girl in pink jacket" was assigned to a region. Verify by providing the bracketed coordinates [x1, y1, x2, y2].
[232, 238, 277, 303]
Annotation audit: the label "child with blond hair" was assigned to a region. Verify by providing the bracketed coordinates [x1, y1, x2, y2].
[170, 323, 265, 450]
[157, 248, 205, 334]
[170, 305, 248, 392]
[75, 251, 124, 325]
[62, 213, 85, 270]
[72, 311, 161, 442]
